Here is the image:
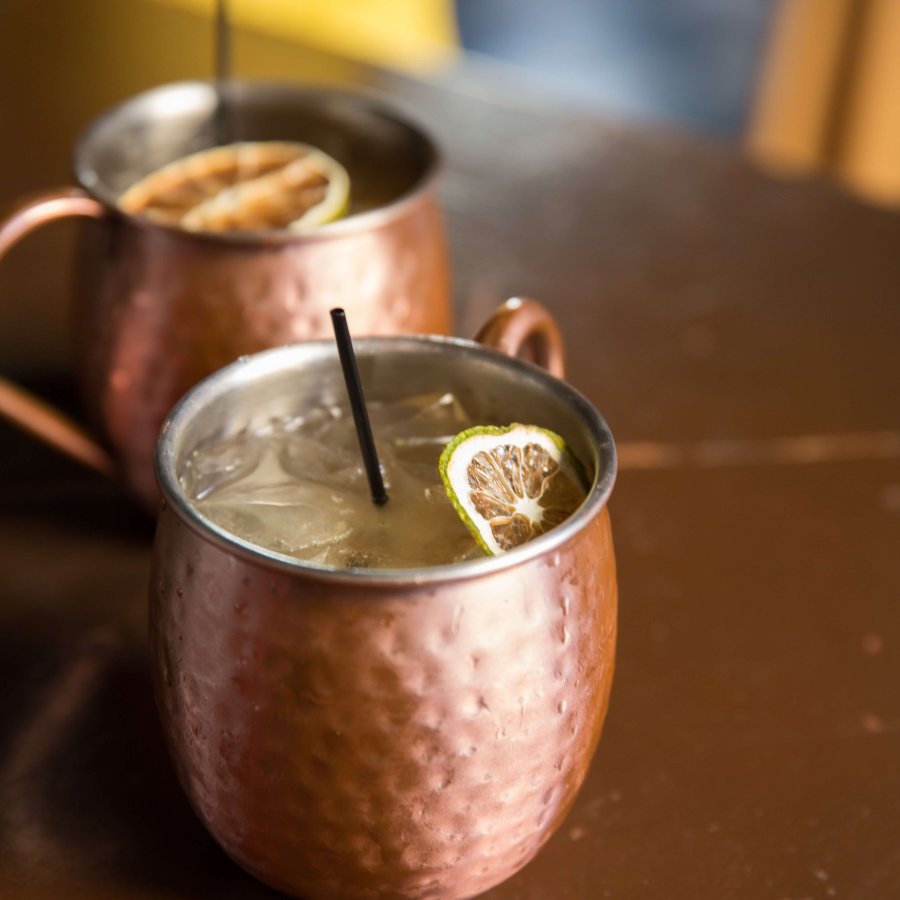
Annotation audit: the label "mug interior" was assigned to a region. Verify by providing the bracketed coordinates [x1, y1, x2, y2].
[158, 337, 616, 579]
[74, 81, 438, 220]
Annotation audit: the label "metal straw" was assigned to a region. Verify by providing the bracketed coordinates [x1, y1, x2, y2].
[330, 309, 389, 506]
[213, 0, 234, 146]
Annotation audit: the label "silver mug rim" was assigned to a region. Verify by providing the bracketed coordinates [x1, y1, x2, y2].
[155, 335, 617, 586]
[72, 79, 443, 246]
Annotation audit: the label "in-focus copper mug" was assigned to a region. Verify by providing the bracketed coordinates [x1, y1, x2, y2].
[150, 301, 617, 900]
[0, 80, 449, 507]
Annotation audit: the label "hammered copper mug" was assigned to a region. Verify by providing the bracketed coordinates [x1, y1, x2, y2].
[0, 80, 449, 507]
[150, 300, 617, 900]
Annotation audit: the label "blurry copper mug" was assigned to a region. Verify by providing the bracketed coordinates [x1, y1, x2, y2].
[0, 81, 449, 507]
[150, 300, 617, 900]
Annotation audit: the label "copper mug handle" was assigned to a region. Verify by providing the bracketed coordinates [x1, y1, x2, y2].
[474, 297, 566, 378]
[0, 188, 115, 477]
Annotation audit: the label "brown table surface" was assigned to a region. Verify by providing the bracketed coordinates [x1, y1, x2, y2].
[2, 50, 900, 900]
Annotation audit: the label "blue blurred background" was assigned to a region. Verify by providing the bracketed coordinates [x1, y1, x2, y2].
[456, 0, 777, 134]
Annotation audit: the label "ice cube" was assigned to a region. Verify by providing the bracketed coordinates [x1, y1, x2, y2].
[378, 393, 471, 464]
[378, 392, 470, 439]
[181, 427, 267, 501]
[278, 431, 362, 484]
[199, 478, 358, 557]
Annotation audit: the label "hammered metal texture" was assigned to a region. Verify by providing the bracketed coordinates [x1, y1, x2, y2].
[74, 194, 450, 508]
[149, 506, 616, 899]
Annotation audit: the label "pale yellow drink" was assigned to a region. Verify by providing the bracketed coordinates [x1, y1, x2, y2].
[180, 392, 482, 568]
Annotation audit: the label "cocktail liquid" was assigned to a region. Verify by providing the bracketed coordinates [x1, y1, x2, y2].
[181, 392, 483, 569]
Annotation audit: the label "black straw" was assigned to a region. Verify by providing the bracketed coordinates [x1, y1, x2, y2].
[330, 309, 388, 506]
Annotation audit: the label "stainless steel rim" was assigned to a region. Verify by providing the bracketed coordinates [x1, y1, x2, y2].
[156, 335, 617, 586]
[73, 79, 443, 245]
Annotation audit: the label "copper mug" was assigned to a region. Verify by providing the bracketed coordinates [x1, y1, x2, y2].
[150, 300, 618, 900]
[0, 81, 449, 507]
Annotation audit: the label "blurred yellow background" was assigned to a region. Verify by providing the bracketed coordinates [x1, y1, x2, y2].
[751, 0, 900, 207]
[150, 0, 458, 71]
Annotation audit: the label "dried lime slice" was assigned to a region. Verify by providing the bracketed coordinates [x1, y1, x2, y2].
[118, 141, 350, 234]
[439, 424, 588, 555]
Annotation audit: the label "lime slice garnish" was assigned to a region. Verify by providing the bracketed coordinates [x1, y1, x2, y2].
[439, 424, 588, 555]
[118, 141, 350, 234]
